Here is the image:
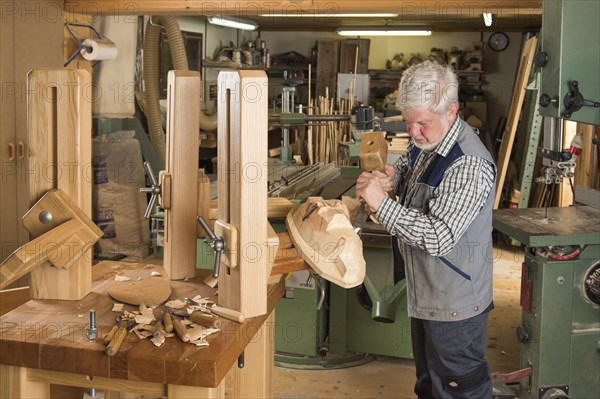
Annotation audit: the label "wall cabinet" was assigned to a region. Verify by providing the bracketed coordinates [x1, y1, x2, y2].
[0, 1, 64, 263]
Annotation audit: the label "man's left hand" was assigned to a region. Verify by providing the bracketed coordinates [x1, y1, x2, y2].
[356, 172, 387, 211]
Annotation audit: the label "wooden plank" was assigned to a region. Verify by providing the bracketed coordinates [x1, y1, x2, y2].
[575, 123, 595, 187]
[493, 36, 537, 209]
[167, 382, 225, 399]
[339, 39, 370, 74]
[28, 368, 166, 397]
[163, 71, 200, 280]
[27, 69, 92, 300]
[64, 1, 542, 15]
[316, 40, 340, 99]
[217, 70, 269, 318]
[209, 197, 294, 220]
[0, 365, 50, 399]
[0, 287, 30, 316]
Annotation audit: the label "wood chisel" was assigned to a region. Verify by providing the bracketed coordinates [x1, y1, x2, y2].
[106, 319, 133, 357]
[209, 305, 245, 323]
[172, 316, 190, 342]
[189, 311, 222, 329]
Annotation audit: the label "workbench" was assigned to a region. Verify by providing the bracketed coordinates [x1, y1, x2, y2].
[0, 261, 288, 398]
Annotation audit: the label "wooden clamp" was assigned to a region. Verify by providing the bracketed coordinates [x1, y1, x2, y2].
[217, 70, 273, 318]
[27, 69, 92, 300]
[0, 190, 102, 290]
[162, 70, 200, 280]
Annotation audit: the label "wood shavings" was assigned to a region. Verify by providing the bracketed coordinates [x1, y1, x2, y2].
[137, 276, 142, 281]
[165, 299, 187, 309]
[151, 271, 162, 276]
[133, 328, 153, 340]
[151, 335, 165, 347]
[135, 315, 154, 325]
[112, 303, 124, 312]
[190, 339, 209, 347]
[123, 310, 137, 320]
[78, 314, 83, 318]
[114, 275, 131, 282]
[139, 303, 155, 321]
[138, 324, 155, 332]
[180, 319, 193, 326]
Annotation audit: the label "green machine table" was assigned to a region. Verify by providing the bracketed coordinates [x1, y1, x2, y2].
[493, 205, 600, 399]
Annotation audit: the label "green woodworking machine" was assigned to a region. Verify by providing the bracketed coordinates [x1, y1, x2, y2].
[493, 190, 600, 399]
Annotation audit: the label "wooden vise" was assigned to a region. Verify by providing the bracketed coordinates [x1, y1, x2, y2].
[0, 190, 102, 290]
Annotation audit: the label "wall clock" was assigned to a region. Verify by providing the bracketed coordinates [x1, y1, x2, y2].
[488, 32, 509, 52]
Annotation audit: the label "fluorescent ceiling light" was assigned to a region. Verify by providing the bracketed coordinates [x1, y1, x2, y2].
[208, 16, 258, 30]
[483, 13, 493, 27]
[336, 27, 432, 37]
[260, 13, 399, 18]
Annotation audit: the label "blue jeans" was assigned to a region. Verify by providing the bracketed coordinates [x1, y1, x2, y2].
[411, 306, 492, 399]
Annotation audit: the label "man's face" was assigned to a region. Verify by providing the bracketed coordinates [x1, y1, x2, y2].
[403, 105, 457, 150]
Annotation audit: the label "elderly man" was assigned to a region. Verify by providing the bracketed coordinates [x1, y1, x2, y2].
[356, 61, 496, 398]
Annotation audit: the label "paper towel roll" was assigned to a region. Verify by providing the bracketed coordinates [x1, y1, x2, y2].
[80, 38, 118, 61]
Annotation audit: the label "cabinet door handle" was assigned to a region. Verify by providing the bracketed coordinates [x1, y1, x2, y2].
[17, 140, 25, 160]
[8, 142, 15, 161]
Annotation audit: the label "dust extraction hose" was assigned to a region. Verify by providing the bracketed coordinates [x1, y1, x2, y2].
[143, 16, 217, 166]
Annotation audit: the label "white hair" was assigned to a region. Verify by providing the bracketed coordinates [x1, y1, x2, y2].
[396, 61, 459, 115]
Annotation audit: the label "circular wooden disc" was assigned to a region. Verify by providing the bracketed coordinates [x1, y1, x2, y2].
[108, 278, 171, 306]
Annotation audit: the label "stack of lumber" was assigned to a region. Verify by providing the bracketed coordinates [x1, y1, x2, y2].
[307, 87, 352, 165]
[388, 132, 410, 155]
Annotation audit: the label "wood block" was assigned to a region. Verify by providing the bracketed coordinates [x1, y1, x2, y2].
[265, 197, 294, 218]
[163, 71, 201, 280]
[22, 189, 102, 245]
[359, 131, 388, 172]
[217, 70, 268, 318]
[27, 68, 92, 300]
[0, 219, 89, 290]
[0, 287, 30, 316]
[214, 220, 238, 268]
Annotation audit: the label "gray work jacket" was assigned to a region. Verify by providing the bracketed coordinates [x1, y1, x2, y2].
[396, 121, 496, 321]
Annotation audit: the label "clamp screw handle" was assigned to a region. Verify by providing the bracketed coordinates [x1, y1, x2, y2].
[140, 161, 162, 219]
[197, 216, 225, 278]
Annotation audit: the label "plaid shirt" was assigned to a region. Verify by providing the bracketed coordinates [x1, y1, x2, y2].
[377, 117, 495, 256]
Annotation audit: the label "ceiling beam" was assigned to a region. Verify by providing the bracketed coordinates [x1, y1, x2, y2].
[64, 1, 542, 16]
